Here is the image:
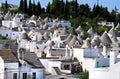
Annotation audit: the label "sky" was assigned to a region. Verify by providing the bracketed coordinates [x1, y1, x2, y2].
[0, 0, 120, 13]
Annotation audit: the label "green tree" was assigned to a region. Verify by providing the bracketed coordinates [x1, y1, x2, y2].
[46, 2, 51, 14]
[80, 70, 89, 79]
[32, 0, 36, 15]
[60, 0, 65, 15]
[78, 4, 91, 18]
[74, 0, 78, 17]
[50, 0, 61, 16]
[19, 0, 23, 11]
[92, 4, 101, 17]
[64, 0, 68, 19]
[5, 0, 8, 9]
[28, 0, 32, 15]
[108, 9, 116, 22]
[23, 0, 27, 13]
[35, 1, 41, 16]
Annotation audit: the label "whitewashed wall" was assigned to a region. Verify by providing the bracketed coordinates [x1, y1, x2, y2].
[31, 69, 45, 79]
[19, 39, 28, 49]
[89, 68, 109, 79]
[0, 29, 11, 38]
[30, 41, 36, 52]
[89, 50, 120, 79]
[4, 62, 19, 79]
[0, 56, 4, 79]
[19, 62, 44, 79]
[73, 48, 99, 70]
[2, 20, 12, 28]
[12, 17, 20, 28]
[19, 62, 31, 79]
[48, 60, 61, 75]
[95, 58, 109, 67]
[11, 31, 21, 40]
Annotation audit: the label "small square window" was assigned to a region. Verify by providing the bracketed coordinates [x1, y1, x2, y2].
[13, 73, 17, 79]
[32, 72, 36, 79]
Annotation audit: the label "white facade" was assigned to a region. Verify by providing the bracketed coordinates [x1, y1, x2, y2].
[0, 56, 4, 79]
[0, 28, 22, 40]
[89, 49, 120, 79]
[19, 62, 44, 79]
[97, 21, 114, 27]
[2, 17, 20, 28]
[2, 20, 12, 28]
[48, 60, 61, 75]
[12, 17, 21, 28]
[29, 41, 36, 52]
[0, 29, 11, 38]
[19, 39, 28, 49]
[4, 62, 19, 79]
[40, 59, 61, 74]
[73, 48, 99, 70]
[11, 31, 21, 40]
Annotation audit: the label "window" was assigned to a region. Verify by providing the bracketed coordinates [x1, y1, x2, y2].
[32, 73, 36, 79]
[119, 50, 120, 53]
[23, 73, 27, 79]
[13, 73, 17, 79]
[97, 62, 99, 67]
[64, 65, 70, 70]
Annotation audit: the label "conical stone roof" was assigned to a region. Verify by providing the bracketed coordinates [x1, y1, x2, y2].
[115, 23, 120, 29]
[42, 24, 48, 30]
[100, 31, 112, 45]
[75, 25, 83, 33]
[20, 33, 30, 40]
[108, 27, 120, 37]
[81, 38, 91, 48]
[30, 15, 37, 20]
[91, 36, 101, 47]
[4, 11, 11, 20]
[63, 34, 73, 45]
[87, 27, 94, 35]
[68, 35, 78, 47]
[60, 28, 68, 36]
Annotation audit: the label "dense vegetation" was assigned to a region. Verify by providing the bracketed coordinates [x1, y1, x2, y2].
[80, 70, 89, 79]
[0, 34, 8, 40]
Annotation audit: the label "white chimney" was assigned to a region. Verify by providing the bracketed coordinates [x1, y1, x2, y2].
[66, 45, 68, 56]
[101, 45, 107, 57]
[110, 50, 116, 67]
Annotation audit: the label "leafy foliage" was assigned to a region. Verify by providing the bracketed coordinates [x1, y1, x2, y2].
[80, 70, 89, 79]
[0, 35, 9, 40]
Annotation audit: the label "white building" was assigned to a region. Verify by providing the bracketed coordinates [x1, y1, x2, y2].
[97, 21, 114, 27]
[18, 49, 45, 79]
[0, 49, 19, 79]
[73, 48, 109, 70]
[2, 13, 21, 28]
[0, 56, 4, 79]
[89, 47, 120, 79]
[0, 27, 23, 40]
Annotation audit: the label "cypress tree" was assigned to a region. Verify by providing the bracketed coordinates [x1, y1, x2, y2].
[64, 0, 68, 19]
[28, 0, 32, 15]
[32, 0, 36, 15]
[75, 0, 78, 17]
[5, 0, 8, 9]
[23, 0, 28, 13]
[46, 2, 51, 14]
[36, 1, 41, 16]
[19, 0, 23, 11]
[60, 0, 64, 15]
